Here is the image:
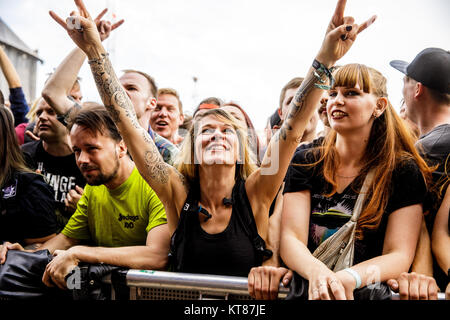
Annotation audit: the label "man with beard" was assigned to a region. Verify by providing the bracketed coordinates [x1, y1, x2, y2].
[1, 106, 170, 289]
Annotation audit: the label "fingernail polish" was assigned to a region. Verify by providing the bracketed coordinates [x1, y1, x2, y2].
[346, 25, 352, 31]
[341, 34, 347, 41]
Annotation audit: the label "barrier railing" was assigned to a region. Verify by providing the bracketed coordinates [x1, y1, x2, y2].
[104, 269, 289, 300]
[104, 269, 446, 300]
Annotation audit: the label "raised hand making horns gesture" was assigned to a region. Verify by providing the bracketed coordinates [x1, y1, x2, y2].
[317, 0, 377, 68]
[49, 0, 123, 54]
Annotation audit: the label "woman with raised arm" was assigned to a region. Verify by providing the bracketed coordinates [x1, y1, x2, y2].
[50, 0, 374, 299]
[280, 5, 433, 301]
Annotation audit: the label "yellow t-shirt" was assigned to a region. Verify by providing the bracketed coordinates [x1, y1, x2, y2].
[62, 167, 166, 247]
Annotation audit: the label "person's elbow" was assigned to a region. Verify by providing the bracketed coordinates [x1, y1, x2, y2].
[41, 88, 57, 108]
[152, 254, 169, 270]
[138, 247, 169, 271]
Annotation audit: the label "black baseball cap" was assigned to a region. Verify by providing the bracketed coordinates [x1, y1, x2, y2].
[390, 47, 450, 94]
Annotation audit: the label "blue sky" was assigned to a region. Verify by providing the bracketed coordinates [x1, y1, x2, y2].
[1, 0, 449, 131]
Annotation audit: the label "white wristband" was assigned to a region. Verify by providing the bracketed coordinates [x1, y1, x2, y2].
[344, 268, 362, 289]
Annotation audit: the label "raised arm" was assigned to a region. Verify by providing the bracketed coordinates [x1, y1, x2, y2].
[49, 0, 187, 231]
[0, 45, 30, 125]
[246, 0, 376, 217]
[41, 47, 85, 114]
[0, 45, 21, 88]
[43, 8, 124, 115]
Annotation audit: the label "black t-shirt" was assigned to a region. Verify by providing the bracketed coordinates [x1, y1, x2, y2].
[268, 137, 325, 217]
[171, 179, 269, 277]
[0, 171, 58, 245]
[21, 140, 86, 228]
[283, 148, 427, 265]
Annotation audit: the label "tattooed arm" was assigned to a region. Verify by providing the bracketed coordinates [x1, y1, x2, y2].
[49, 0, 187, 233]
[246, 0, 377, 232]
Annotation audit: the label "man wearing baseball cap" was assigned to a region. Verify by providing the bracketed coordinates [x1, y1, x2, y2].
[389, 47, 450, 299]
[390, 47, 450, 173]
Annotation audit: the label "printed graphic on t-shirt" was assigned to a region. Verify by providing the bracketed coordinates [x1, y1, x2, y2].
[118, 213, 139, 229]
[310, 191, 356, 246]
[2, 179, 17, 199]
[39, 162, 77, 204]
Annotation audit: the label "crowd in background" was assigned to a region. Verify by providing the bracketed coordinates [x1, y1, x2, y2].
[0, 0, 449, 301]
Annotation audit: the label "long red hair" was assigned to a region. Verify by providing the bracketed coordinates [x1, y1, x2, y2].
[309, 64, 433, 239]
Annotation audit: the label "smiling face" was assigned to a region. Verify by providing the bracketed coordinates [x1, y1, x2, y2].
[326, 83, 379, 134]
[194, 114, 241, 166]
[325, 64, 388, 136]
[150, 93, 184, 142]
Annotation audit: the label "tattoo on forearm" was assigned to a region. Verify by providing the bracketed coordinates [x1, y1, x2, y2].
[106, 105, 121, 123]
[277, 69, 326, 141]
[88, 53, 169, 185]
[89, 54, 122, 107]
[144, 149, 169, 184]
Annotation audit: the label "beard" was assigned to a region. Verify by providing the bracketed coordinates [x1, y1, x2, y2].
[80, 156, 120, 186]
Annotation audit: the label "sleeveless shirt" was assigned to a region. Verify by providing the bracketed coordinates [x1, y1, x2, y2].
[169, 178, 272, 277]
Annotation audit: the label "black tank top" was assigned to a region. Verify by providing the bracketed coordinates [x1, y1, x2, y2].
[169, 178, 272, 277]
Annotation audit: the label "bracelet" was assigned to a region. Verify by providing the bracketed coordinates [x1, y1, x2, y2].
[312, 59, 335, 90]
[344, 268, 362, 289]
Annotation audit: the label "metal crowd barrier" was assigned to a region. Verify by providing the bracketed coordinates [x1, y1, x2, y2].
[103, 269, 446, 300]
[103, 269, 289, 300]
[391, 292, 446, 300]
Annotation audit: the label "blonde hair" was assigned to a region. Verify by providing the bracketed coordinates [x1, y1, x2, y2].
[26, 96, 43, 123]
[174, 108, 258, 185]
[157, 87, 183, 114]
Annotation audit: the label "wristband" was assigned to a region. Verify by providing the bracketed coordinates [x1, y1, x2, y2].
[312, 59, 335, 90]
[344, 268, 362, 289]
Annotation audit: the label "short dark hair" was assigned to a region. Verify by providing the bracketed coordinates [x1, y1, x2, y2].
[67, 106, 122, 142]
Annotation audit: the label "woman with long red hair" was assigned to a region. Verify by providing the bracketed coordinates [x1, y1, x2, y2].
[281, 63, 434, 300]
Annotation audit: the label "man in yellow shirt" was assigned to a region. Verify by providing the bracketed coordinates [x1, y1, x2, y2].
[1, 106, 170, 289]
